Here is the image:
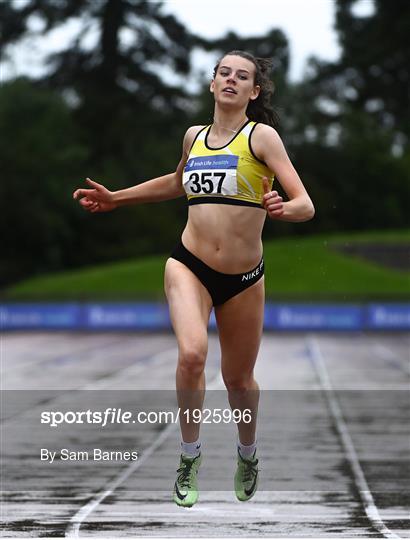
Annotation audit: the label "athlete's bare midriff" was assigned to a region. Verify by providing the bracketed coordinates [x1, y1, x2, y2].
[181, 204, 266, 274]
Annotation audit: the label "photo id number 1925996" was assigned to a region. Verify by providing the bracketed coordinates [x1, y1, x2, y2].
[181, 408, 251, 424]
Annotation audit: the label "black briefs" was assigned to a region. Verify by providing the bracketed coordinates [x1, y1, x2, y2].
[170, 241, 264, 306]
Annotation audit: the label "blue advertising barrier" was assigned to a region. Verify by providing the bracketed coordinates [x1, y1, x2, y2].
[263, 304, 364, 331]
[0, 303, 82, 330]
[366, 304, 410, 330]
[1, 302, 409, 331]
[85, 303, 171, 330]
[0, 303, 169, 331]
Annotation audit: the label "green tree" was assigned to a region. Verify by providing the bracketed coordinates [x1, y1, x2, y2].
[4, 0, 407, 286]
[331, 0, 408, 144]
[280, 0, 410, 233]
[0, 0, 201, 172]
[0, 0, 203, 282]
[1, 3, 297, 282]
[0, 79, 88, 286]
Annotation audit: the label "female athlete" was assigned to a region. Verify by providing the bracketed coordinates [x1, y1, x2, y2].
[73, 50, 315, 507]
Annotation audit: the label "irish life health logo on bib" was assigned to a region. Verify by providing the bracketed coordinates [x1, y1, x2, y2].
[183, 155, 239, 196]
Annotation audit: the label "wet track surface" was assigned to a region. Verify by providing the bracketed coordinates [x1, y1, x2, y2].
[1, 332, 409, 537]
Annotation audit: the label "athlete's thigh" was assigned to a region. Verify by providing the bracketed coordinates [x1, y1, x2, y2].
[214, 277, 265, 376]
[164, 258, 213, 351]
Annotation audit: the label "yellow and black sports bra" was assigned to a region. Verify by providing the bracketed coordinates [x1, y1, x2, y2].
[182, 120, 274, 209]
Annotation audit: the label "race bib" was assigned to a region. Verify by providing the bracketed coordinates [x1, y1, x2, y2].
[183, 155, 239, 196]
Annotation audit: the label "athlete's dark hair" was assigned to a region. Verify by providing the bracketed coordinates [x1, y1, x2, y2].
[213, 50, 279, 128]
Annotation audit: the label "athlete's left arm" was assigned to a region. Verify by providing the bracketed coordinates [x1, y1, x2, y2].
[253, 124, 315, 222]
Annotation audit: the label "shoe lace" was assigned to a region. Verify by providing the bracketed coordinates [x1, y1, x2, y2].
[242, 457, 258, 483]
[176, 457, 196, 488]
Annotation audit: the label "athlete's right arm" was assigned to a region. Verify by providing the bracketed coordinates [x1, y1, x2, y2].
[73, 126, 202, 212]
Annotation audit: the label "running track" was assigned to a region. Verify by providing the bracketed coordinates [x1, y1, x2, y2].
[1, 332, 409, 538]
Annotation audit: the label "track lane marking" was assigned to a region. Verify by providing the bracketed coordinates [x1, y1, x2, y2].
[65, 371, 224, 537]
[373, 342, 410, 376]
[306, 336, 402, 540]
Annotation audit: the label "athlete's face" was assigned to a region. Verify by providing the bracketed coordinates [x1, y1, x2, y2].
[210, 55, 260, 107]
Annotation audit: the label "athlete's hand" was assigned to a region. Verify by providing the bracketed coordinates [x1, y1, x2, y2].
[73, 178, 116, 213]
[262, 177, 284, 219]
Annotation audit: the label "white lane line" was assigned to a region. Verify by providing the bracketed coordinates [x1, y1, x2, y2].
[65, 371, 224, 537]
[306, 336, 402, 540]
[65, 421, 175, 538]
[81, 347, 178, 390]
[373, 343, 410, 376]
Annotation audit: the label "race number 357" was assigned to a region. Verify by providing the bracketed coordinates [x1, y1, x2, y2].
[188, 171, 226, 194]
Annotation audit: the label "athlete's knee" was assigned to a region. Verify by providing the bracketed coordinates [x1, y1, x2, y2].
[222, 373, 256, 393]
[178, 343, 207, 377]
